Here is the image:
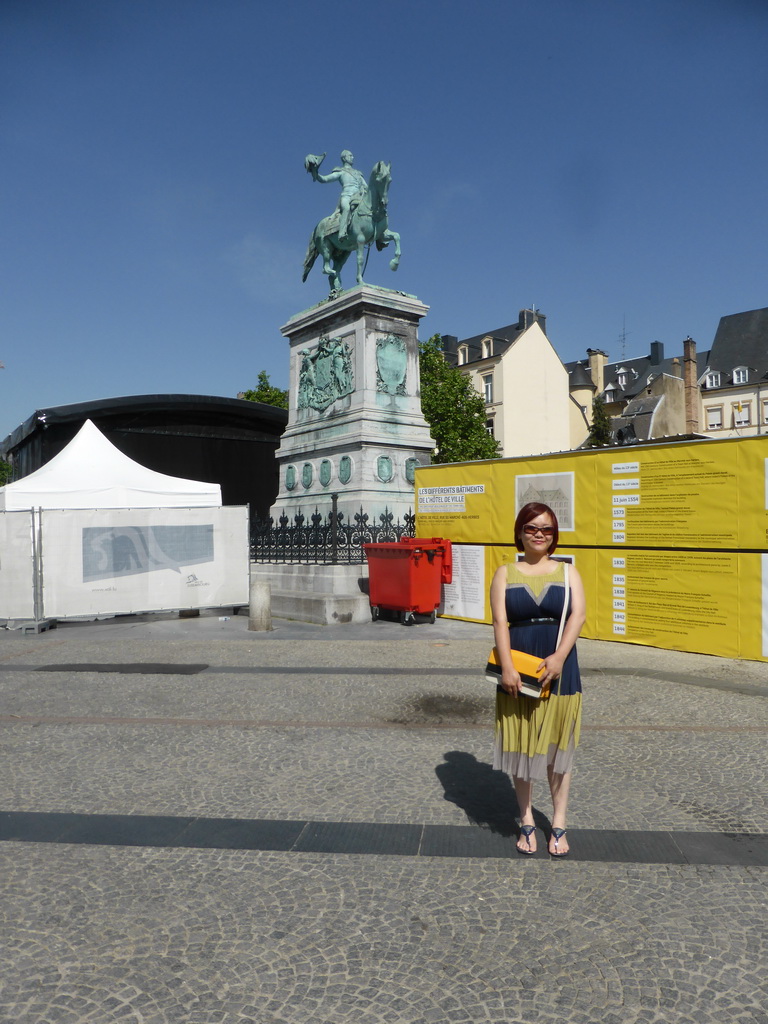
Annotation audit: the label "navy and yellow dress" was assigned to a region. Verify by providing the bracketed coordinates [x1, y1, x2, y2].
[493, 561, 582, 781]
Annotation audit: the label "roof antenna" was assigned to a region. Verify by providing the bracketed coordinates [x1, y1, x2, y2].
[618, 315, 631, 361]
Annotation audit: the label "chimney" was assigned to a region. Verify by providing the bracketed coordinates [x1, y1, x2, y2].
[441, 335, 459, 365]
[683, 337, 699, 433]
[670, 357, 682, 378]
[649, 341, 664, 366]
[518, 309, 547, 334]
[586, 348, 608, 393]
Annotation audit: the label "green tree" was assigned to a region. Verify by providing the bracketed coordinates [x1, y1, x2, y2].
[0, 459, 11, 486]
[419, 334, 501, 463]
[240, 370, 288, 409]
[586, 394, 612, 446]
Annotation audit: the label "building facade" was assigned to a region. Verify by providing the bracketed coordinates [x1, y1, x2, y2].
[697, 307, 768, 439]
[442, 310, 571, 458]
[566, 339, 704, 445]
[441, 304, 767, 455]
[573, 307, 768, 443]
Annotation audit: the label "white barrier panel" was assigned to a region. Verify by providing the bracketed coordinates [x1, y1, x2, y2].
[41, 506, 249, 618]
[0, 510, 35, 619]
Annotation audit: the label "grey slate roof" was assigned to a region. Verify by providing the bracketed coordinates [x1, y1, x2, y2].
[441, 329, 514, 366]
[568, 361, 595, 389]
[441, 310, 548, 367]
[705, 306, 768, 384]
[619, 392, 664, 418]
[565, 345, 710, 401]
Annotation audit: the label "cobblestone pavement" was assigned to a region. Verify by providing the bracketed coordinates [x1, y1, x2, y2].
[1, 611, 766, 1024]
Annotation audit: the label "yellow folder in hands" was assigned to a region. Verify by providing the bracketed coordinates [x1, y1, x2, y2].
[485, 646, 550, 699]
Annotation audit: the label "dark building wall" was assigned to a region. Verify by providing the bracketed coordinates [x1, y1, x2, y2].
[2, 395, 287, 518]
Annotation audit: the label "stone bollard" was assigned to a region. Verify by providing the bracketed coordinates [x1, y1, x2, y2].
[248, 576, 272, 631]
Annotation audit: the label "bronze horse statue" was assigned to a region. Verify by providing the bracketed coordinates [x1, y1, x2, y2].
[302, 161, 401, 295]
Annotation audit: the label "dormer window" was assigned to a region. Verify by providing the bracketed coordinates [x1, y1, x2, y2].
[733, 367, 748, 385]
[481, 338, 493, 358]
[616, 370, 627, 388]
[705, 372, 721, 388]
[457, 345, 469, 365]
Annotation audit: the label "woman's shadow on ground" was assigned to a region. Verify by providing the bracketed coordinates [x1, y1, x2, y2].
[435, 751, 551, 837]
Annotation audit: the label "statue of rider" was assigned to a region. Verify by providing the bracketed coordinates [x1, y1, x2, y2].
[306, 150, 367, 243]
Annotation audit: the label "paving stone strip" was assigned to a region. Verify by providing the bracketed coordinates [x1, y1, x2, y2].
[2, 810, 767, 866]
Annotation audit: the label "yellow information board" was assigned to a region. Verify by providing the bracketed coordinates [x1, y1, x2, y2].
[415, 436, 768, 662]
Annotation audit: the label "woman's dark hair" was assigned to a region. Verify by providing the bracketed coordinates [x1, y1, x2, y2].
[514, 502, 559, 553]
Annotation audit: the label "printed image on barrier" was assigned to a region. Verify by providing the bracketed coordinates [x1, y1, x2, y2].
[82, 524, 215, 582]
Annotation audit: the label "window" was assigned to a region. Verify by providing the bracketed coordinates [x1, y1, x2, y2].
[733, 367, 748, 384]
[457, 345, 468, 365]
[616, 370, 627, 388]
[483, 374, 494, 403]
[763, 400, 768, 426]
[486, 418, 495, 437]
[706, 407, 723, 430]
[733, 403, 751, 428]
[481, 338, 492, 358]
[705, 372, 721, 388]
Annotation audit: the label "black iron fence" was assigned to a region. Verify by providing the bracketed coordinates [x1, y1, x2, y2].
[250, 496, 415, 564]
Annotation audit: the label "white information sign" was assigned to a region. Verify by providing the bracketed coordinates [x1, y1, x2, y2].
[440, 544, 486, 621]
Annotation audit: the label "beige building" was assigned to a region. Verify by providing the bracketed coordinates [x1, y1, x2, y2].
[697, 307, 768, 439]
[442, 304, 768, 455]
[442, 310, 571, 458]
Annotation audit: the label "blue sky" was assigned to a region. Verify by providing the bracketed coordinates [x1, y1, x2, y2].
[2, 0, 767, 441]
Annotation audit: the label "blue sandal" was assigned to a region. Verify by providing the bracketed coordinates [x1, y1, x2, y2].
[549, 827, 569, 858]
[516, 824, 537, 855]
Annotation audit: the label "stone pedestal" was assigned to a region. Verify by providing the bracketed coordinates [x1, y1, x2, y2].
[270, 285, 435, 526]
[250, 563, 371, 625]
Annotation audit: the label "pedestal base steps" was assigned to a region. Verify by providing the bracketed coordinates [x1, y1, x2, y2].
[250, 563, 371, 626]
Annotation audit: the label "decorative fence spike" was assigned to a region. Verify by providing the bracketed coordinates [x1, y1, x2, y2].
[251, 505, 415, 564]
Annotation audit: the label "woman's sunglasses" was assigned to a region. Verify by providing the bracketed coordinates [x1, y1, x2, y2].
[522, 524, 555, 537]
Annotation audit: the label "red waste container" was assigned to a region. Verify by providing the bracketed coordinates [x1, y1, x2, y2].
[363, 537, 452, 625]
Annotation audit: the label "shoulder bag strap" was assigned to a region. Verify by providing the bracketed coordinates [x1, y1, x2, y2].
[555, 562, 570, 652]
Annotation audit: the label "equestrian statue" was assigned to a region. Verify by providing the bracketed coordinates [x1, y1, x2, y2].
[302, 150, 401, 295]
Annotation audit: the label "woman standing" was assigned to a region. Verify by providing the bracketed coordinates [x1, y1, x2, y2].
[490, 502, 586, 857]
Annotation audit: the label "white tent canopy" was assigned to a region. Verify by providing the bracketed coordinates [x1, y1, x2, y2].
[0, 419, 221, 510]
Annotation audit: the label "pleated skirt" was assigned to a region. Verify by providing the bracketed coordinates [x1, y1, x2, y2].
[493, 688, 582, 781]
